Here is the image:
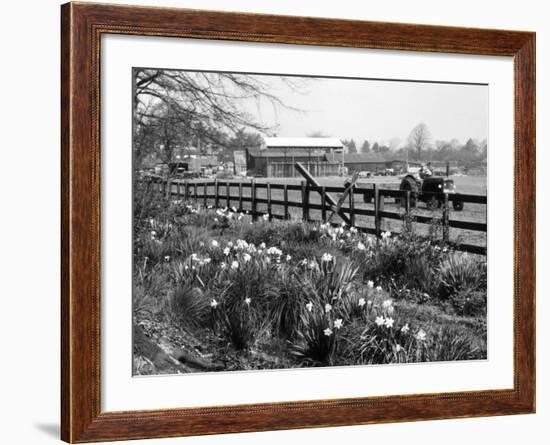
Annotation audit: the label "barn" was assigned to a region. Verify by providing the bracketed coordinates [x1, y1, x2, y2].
[247, 137, 345, 177]
[343, 153, 389, 174]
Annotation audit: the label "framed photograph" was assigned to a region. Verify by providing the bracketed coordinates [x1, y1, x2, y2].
[61, 2, 535, 442]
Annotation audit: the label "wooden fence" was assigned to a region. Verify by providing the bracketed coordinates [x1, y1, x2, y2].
[143, 177, 487, 255]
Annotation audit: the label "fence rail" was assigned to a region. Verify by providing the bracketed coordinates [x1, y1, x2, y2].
[142, 176, 487, 255]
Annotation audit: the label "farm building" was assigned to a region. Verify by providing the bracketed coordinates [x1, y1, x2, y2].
[247, 137, 344, 177]
[168, 154, 219, 175]
[343, 153, 389, 174]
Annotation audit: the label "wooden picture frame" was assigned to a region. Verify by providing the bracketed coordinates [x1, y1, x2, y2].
[61, 2, 535, 442]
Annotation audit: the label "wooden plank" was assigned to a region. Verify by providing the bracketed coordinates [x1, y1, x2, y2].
[267, 182, 272, 220]
[251, 178, 257, 221]
[321, 186, 327, 222]
[238, 182, 243, 212]
[283, 184, 289, 220]
[294, 162, 351, 225]
[374, 184, 380, 237]
[327, 172, 359, 223]
[301, 181, 310, 222]
[226, 181, 231, 208]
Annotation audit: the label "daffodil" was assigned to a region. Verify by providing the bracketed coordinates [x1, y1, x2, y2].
[306, 301, 313, 312]
[244, 297, 251, 306]
[415, 329, 427, 341]
[384, 317, 394, 328]
[325, 303, 332, 314]
[401, 323, 410, 334]
[358, 297, 366, 307]
[375, 316, 385, 326]
[323, 327, 333, 337]
[210, 299, 218, 308]
[231, 260, 239, 270]
[334, 319, 343, 330]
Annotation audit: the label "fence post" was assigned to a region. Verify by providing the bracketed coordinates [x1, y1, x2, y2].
[214, 179, 219, 208]
[226, 181, 231, 209]
[321, 186, 327, 222]
[349, 184, 355, 227]
[267, 182, 272, 220]
[405, 190, 412, 232]
[184, 181, 189, 201]
[301, 181, 310, 222]
[251, 178, 257, 221]
[374, 184, 380, 237]
[203, 182, 207, 208]
[176, 181, 181, 199]
[283, 184, 289, 220]
[238, 182, 243, 212]
[443, 193, 450, 242]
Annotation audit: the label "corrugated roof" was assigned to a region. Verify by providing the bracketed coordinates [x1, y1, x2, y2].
[264, 137, 344, 148]
[250, 149, 328, 158]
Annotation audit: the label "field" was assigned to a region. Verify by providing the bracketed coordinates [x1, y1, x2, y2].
[133, 182, 487, 375]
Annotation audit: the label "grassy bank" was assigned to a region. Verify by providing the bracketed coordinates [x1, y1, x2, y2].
[133, 188, 487, 374]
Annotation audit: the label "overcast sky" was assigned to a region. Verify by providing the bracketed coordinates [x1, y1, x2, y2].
[241, 74, 488, 148]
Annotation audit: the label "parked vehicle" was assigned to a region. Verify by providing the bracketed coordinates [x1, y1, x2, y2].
[399, 174, 464, 210]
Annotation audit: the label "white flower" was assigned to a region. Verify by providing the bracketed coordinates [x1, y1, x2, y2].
[323, 327, 333, 337]
[150, 230, 157, 237]
[231, 260, 239, 270]
[415, 329, 427, 341]
[210, 299, 218, 308]
[334, 318, 343, 330]
[164, 255, 170, 262]
[244, 297, 252, 306]
[267, 246, 282, 256]
[367, 280, 374, 288]
[231, 206, 237, 212]
[381, 231, 391, 239]
[395, 344, 402, 352]
[358, 297, 366, 307]
[375, 316, 385, 326]
[190, 253, 199, 261]
[211, 240, 219, 248]
[286, 254, 292, 261]
[243, 253, 251, 263]
[376, 285, 383, 292]
[357, 242, 366, 251]
[220, 262, 227, 270]
[223, 247, 231, 256]
[382, 299, 393, 309]
[321, 253, 333, 263]
[401, 323, 410, 334]
[227, 241, 234, 247]
[350, 227, 358, 234]
[262, 214, 269, 221]
[259, 242, 266, 249]
[300, 259, 308, 266]
[384, 317, 394, 328]
[324, 303, 332, 313]
[306, 301, 313, 312]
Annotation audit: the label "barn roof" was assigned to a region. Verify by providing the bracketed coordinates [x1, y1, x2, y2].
[264, 137, 344, 149]
[250, 149, 328, 158]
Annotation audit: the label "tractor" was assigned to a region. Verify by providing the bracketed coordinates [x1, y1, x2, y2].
[399, 173, 464, 211]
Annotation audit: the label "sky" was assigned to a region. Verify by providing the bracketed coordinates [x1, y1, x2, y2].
[240, 74, 488, 148]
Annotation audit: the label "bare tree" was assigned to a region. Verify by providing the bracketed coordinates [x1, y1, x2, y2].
[133, 69, 303, 165]
[407, 123, 431, 160]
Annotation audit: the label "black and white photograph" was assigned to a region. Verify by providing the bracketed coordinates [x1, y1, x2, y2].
[132, 68, 488, 375]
